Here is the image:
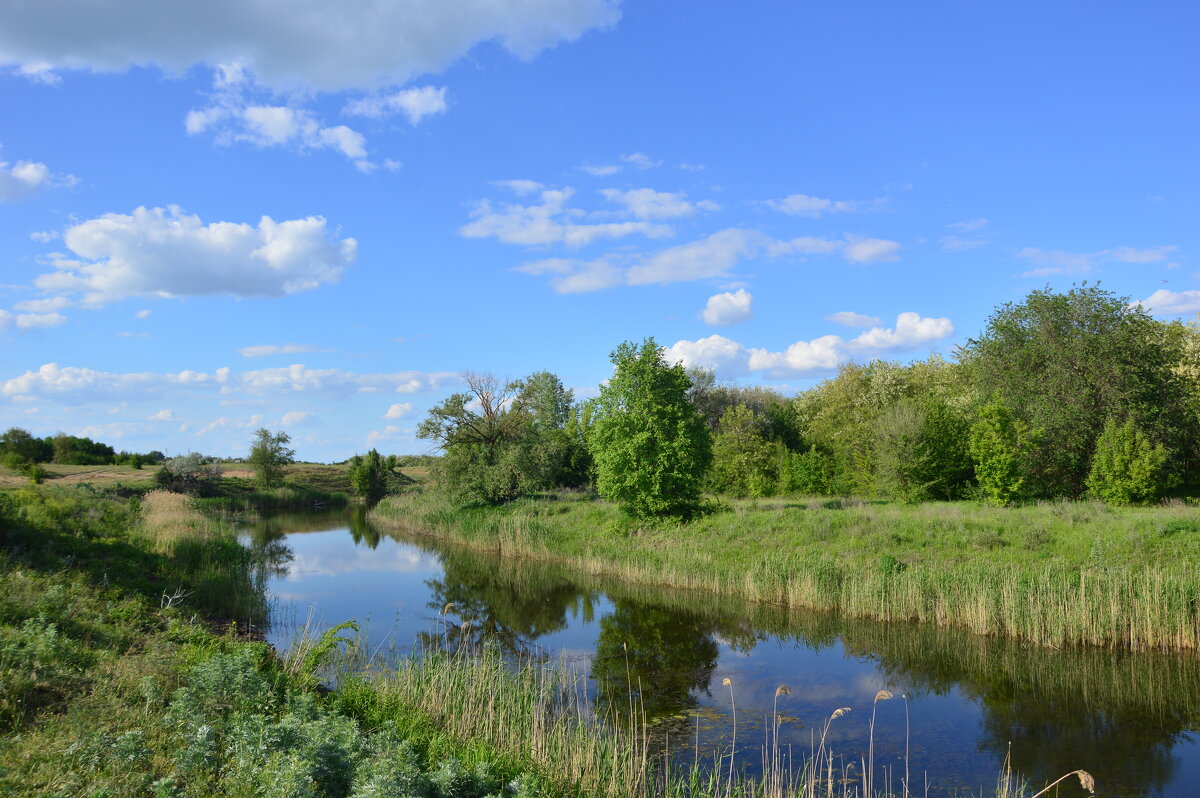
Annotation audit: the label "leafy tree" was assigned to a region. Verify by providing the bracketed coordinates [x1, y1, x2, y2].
[780, 447, 835, 495]
[248, 428, 295, 488]
[516, 370, 574, 430]
[962, 284, 1188, 496]
[874, 401, 936, 503]
[418, 372, 545, 505]
[0, 427, 50, 465]
[348, 448, 389, 503]
[588, 339, 712, 520]
[710, 404, 776, 497]
[1086, 418, 1170, 505]
[968, 396, 1036, 506]
[155, 453, 222, 495]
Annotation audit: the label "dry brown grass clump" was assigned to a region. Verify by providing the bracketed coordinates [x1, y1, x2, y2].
[140, 490, 216, 545]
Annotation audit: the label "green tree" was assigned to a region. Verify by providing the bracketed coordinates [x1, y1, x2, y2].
[348, 448, 389, 503]
[1086, 418, 1170, 505]
[962, 284, 1188, 496]
[248, 428, 295, 488]
[710, 404, 776, 497]
[418, 372, 544, 505]
[588, 339, 712, 520]
[155, 453, 222, 495]
[969, 396, 1036, 506]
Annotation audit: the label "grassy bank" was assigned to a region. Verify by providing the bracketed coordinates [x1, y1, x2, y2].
[371, 490, 1200, 651]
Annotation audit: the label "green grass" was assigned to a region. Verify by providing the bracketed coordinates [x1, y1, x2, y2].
[371, 489, 1200, 651]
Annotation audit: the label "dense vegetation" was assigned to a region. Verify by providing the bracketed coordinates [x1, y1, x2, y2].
[415, 286, 1200, 514]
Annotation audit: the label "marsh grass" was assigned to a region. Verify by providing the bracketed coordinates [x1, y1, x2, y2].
[372, 490, 1200, 650]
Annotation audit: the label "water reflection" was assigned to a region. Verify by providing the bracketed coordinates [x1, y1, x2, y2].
[254, 509, 1200, 798]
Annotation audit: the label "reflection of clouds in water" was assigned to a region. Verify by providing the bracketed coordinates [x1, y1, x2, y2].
[281, 538, 440, 580]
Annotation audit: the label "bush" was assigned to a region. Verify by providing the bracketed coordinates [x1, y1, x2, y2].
[781, 447, 835, 495]
[1086, 417, 1170, 505]
[969, 396, 1036, 506]
[155, 453, 222, 495]
[710, 404, 776, 498]
[348, 449, 389, 503]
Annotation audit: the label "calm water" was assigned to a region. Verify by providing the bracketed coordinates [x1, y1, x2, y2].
[243, 508, 1200, 798]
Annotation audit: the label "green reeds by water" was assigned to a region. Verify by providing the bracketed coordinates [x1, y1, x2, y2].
[371, 491, 1200, 651]
[316, 634, 1089, 798]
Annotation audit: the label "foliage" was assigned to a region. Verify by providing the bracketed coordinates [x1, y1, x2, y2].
[874, 399, 974, 503]
[962, 283, 1190, 496]
[348, 449, 390, 503]
[969, 396, 1037, 506]
[155, 453, 223, 495]
[588, 339, 712, 520]
[710, 404, 776, 497]
[248, 428, 295, 488]
[0, 427, 51, 465]
[780, 447, 836, 495]
[1086, 418, 1170, 505]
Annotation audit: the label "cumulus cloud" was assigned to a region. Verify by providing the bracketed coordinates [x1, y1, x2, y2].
[825, 311, 882, 328]
[148, 408, 175, 421]
[842, 235, 901, 263]
[940, 218, 991, 252]
[0, 310, 67, 332]
[1, 363, 457, 404]
[600, 187, 717, 220]
[1017, 244, 1180, 277]
[768, 193, 872, 218]
[367, 425, 411, 445]
[136, 309, 151, 319]
[664, 312, 954, 378]
[238, 343, 320, 358]
[518, 229, 843, 294]
[0, 0, 621, 92]
[579, 163, 620, 177]
[280, 410, 313, 426]
[701, 289, 753, 326]
[34, 205, 356, 306]
[343, 86, 448, 124]
[1, 159, 75, 201]
[460, 187, 672, 247]
[13, 296, 72, 313]
[384, 402, 414, 420]
[620, 152, 661, 169]
[1133, 289, 1200, 316]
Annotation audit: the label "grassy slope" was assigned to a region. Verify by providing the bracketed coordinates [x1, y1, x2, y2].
[371, 490, 1200, 651]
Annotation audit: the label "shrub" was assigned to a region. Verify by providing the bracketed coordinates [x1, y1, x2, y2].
[968, 396, 1036, 506]
[348, 449, 389, 503]
[1086, 417, 1170, 505]
[155, 453, 222, 495]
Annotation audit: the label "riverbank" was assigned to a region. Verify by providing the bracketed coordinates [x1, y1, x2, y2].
[371, 489, 1200, 651]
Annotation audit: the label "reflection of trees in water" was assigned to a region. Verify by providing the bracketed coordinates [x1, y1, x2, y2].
[836, 623, 1199, 798]
[591, 600, 719, 724]
[420, 549, 591, 656]
[347, 505, 380, 549]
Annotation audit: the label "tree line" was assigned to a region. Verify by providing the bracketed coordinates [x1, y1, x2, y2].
[418, 284, 1200, 517]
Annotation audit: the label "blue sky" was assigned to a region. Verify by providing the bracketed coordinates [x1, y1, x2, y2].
[1, 1, 1196, 461]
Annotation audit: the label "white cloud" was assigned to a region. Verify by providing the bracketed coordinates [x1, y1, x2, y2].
[940, 219, 991, 252]
[30, 230, 59, 242]
[1133, 289, 1200, 316]
[0, 310, 67, 331]
[1017, 247, 1094, 276]
[620, 152, 661, 169]
[13, 296, 72, 313]
[600, 187, 716, 220]
[187, 96, 371, 168]
[580, 163, 620, 177]
[280, 410, 313, 426]
[0, 1, 621, 92]
[493, 179, 544, 196]
[1, 363, 458, 404]
[664, 312, 954, 378]
[843, 235, 901, 264]
[518, 229, 842, 294]
[768, 193, 867, 218]
[1110, 245, 1179, 264]
[701, 289, 753, 326]
[825, 311, 882, 328]
[1, 159, 75, 201]
[627, 229, 762, 286]
[459, 187, 672, 248]
[238, 343, 320, 358]
[136, 309, 151, 319]
[367, 425, 412, 446]
[34, 205, 356, 305]
[948, 218, 988, 232]
[343, 86, 448, 124]
[384, 402, 414, 420]
[148, 408, 175, 421]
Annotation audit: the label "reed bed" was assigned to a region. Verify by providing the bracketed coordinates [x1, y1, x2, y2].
[371, 491, 1200, 651]
[326, 638, 1089, 798]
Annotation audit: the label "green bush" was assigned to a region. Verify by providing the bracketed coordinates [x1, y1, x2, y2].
[969, 396, 1036, 506]
[348, 449, 389, 503]
[1086, 417, 1170, 505]
[710, 404, 776, 498]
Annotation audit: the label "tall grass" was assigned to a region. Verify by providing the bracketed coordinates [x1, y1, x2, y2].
[371, 490, 1200, 651]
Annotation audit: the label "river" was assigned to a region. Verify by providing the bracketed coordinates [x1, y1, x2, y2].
[242, 507, 1200, 798]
